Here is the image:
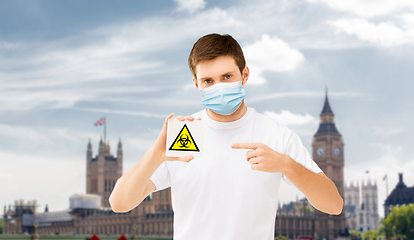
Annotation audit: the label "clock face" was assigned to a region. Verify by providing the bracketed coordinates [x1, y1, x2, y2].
[334, 146, 341, 158]
[316, 146, 325, 158]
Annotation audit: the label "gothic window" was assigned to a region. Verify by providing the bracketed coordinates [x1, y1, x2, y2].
[105, 180, 107, 192]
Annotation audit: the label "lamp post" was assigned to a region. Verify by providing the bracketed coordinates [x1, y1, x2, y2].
[131, 223, 138, 240]
[32, 220, 39, 240]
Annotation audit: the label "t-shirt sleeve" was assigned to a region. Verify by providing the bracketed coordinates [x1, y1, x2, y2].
[282, 131, 322, 186]
[149, 161, 171, 192]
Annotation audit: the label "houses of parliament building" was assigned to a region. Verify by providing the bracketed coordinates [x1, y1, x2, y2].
[4, 92, 352, 239]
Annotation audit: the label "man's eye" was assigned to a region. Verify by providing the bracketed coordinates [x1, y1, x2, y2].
[205, 79, 211, 84]
[225, 75, 231, 79]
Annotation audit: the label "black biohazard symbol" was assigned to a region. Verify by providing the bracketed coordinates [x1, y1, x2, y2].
[169, 124, 200, 152]
[177, 134, 191, 148]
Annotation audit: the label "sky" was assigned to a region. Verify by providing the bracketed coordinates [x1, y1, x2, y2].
[1, 0, 414, 219]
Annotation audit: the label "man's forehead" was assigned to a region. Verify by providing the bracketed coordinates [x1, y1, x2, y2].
[195, 56, 238, 79]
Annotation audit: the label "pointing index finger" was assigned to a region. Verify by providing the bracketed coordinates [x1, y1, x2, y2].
[231, 143, 261, 149]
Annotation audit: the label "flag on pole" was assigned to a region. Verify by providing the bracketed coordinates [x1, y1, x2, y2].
[94, 117, 105, 126]
[383, 174, 387, 181]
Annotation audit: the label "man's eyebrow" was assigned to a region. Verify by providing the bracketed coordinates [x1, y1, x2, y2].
[199, 77, 211, 81]
[221, 71, 235, 76]
[199, 71, 236, 81]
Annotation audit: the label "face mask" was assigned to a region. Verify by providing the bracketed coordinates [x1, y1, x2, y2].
[200, 81, 246, 115]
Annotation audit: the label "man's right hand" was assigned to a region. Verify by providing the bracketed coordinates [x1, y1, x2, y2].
[151, 113, 201, 164]
[110, 113, 201, 213]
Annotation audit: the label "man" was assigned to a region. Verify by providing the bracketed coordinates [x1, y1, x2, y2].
[109, 33, 343, 239]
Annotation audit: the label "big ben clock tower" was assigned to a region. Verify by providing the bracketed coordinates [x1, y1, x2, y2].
[312, 90, 346, 239]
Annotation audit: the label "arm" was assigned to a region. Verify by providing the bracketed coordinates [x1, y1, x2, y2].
[231, 142, 343, 215]
[282, 156, 343, 215]
[109, 114, 194, 213]
[109, 148, 162, 213]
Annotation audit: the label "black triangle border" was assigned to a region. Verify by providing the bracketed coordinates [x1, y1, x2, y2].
[168, 124, 200, 152]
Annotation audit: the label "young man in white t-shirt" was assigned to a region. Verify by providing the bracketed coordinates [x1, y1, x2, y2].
[109, 33, 343, 239]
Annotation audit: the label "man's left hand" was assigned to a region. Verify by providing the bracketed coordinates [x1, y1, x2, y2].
[231, 142, 289, 173]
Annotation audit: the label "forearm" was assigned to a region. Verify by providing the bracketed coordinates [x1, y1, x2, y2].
[283, 156, 343, 215]
[109, 148, 162, 212]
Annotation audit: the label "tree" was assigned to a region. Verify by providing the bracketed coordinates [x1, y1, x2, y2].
[349, 230, 361, 240]
[0, 218, 3, 234]
[380, 204, 414, 240]
[362, 230, 380, 240]
[275, 235, 287, 240]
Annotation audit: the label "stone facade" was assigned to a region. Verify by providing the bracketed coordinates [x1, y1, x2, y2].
[275, 198, 316, 238]
[344, 179, 380, 232]
[3, 190, 173, 236]
[86, 138, 123, 208]
[3, 139, 173, 236]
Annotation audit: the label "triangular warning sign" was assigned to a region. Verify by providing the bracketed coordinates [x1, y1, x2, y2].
[169, 124, 200, 151]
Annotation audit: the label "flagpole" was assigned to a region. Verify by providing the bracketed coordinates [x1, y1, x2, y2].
[104, 115, 106, 142]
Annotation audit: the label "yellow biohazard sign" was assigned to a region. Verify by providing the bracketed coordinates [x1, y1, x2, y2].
[169, 124, 200, 152]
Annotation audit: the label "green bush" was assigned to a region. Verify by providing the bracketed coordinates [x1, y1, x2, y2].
[362, 230, 380, 240]
[380, 204, 414, 240]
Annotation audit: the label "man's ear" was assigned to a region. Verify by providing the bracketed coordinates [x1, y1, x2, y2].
[242, 66, 249, 85]
[193, 78, 199, 88]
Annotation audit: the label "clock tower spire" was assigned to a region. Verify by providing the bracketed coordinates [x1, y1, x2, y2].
[312, 89, 346, 240]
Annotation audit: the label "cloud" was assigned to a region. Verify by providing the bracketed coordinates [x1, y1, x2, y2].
[262, 110, 319, 139]
[0, 150, 85, 212]
[243, 34, 304, 85]
[73, 108, 167, 119]
[307, 0, 414, 18]
[0, 7, 244, 112]
[248, 91, 367, 103]
[373, 127, 404, 136]
[174, 0, 206, 14]
[329, 16, 414, 47]
[0, 123, 86, 146]
[367, 142, 403, 156]
[263, 110, 317, 126]
[0, 171, 13, 181]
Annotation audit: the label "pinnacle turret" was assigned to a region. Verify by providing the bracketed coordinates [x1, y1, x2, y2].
[118, 138, 122, 149]
[321, 89, 334, 116]
[314, 89, 341, 137]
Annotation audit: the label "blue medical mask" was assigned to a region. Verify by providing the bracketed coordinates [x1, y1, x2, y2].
[200, 81, 246, 115]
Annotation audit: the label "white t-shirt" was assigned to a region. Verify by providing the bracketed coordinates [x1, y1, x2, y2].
[150, 107, 322, 240]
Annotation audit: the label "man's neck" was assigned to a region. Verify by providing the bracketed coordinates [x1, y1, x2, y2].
[206, 101, 247, 122]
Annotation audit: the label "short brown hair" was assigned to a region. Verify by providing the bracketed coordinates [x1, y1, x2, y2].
[188, 33, 246, 79]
